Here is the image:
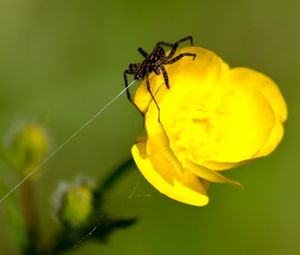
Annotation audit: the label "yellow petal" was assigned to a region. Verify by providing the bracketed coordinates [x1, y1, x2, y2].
[131, 125, 209, 206]
[133, 74, 163, 114]
[254, 120, 285, 157]
[134, 46, 229, 114]
[197, 160, 242, 171]
[132, 143, 208, 207]
[183, 159, 243, 188]
[209, 88, 276, 162]
[161, 82, 276, 163]
[146, 132, 183, 184]
[222, 67, 287, 158]
[227, 67, 287, 122]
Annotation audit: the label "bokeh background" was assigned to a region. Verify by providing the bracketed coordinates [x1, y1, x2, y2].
[0, 0, 299, 254]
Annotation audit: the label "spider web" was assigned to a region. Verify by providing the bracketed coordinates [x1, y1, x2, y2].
[0, 80, 137, 204]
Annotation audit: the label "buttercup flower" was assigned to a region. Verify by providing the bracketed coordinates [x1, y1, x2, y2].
[131, 46, 287, 206]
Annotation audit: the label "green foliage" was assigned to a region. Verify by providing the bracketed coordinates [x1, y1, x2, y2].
[5, 197, 28, 254]
[0, 181, 27, 254]
[0, 122, 136, 255]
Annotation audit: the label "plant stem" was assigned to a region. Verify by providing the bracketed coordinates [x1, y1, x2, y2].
[20, 179, 40, 255]
[45, 157, 136, 255]
[99, 157, 135, 193]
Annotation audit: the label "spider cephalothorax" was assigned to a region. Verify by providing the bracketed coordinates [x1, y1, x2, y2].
[124, 36, 196, 117]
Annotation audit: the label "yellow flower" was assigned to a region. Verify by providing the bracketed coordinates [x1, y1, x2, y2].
[131, 46, 287, 206]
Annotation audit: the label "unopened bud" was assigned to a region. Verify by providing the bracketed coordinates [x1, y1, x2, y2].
[5, 122, 49, 176]
[53, 178, 94, 228]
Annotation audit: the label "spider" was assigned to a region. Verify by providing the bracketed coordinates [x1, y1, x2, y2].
[123, 36, 196, 118]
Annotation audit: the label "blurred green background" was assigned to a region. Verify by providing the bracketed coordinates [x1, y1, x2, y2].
[0, 0, 299, 254]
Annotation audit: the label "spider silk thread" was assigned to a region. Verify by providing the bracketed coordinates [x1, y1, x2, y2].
[0, 80, 137, 204]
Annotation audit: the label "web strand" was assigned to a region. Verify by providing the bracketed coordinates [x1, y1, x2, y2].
[0, 80, 137, 204]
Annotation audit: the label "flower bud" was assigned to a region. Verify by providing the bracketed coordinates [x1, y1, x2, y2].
[5, 122, 49, 176]
[53, 178, 94, 228]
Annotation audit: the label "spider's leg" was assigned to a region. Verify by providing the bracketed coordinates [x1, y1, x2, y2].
[138, 47, 148, 58]
[124, 70, 133, 101]
[174, 36, 194, 46]
[146, 73, 161, 121]
[159, 36, 194, 59]
[157, 36, 193, 48]
[160, 65, 170, 89]
[165, 53, 196, 65]
[156, 41, 174, 47]
[124, 70, 144, 116]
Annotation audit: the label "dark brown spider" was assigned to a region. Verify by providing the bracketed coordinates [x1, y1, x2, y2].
[123, 36, 196, 117]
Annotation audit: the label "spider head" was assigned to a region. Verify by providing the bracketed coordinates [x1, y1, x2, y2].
[129, 63, 145, 80]
[129, 63, 139, 74]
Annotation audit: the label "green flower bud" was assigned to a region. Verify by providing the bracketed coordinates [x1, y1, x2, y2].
[3, 122, 49, 176]
[53, 178, 94, 228]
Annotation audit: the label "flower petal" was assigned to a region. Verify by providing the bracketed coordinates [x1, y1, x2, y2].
[131, 127, 209, 206]
[223, 67, 287, 158]
[131, 143, 208, 207]
[183, 159, 243, 188]
[185, 67, 287, 169]
[161, 79, 276, 163]
[227, 67, 287, 122]
[197, 160, 243, 171]
[134, 47, 229, 114]
[254, 121, 285, 157]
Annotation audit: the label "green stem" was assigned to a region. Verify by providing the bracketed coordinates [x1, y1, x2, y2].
[99, 157, 135, 193]
[20, 179, 40, 255]
[44, 157, 136, 255]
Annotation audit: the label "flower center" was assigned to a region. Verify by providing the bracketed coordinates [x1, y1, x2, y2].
[165, 104, 226, 162]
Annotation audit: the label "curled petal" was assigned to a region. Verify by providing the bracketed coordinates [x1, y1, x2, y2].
[131, 130, 208, 207]
[183, 159, 242, 188]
